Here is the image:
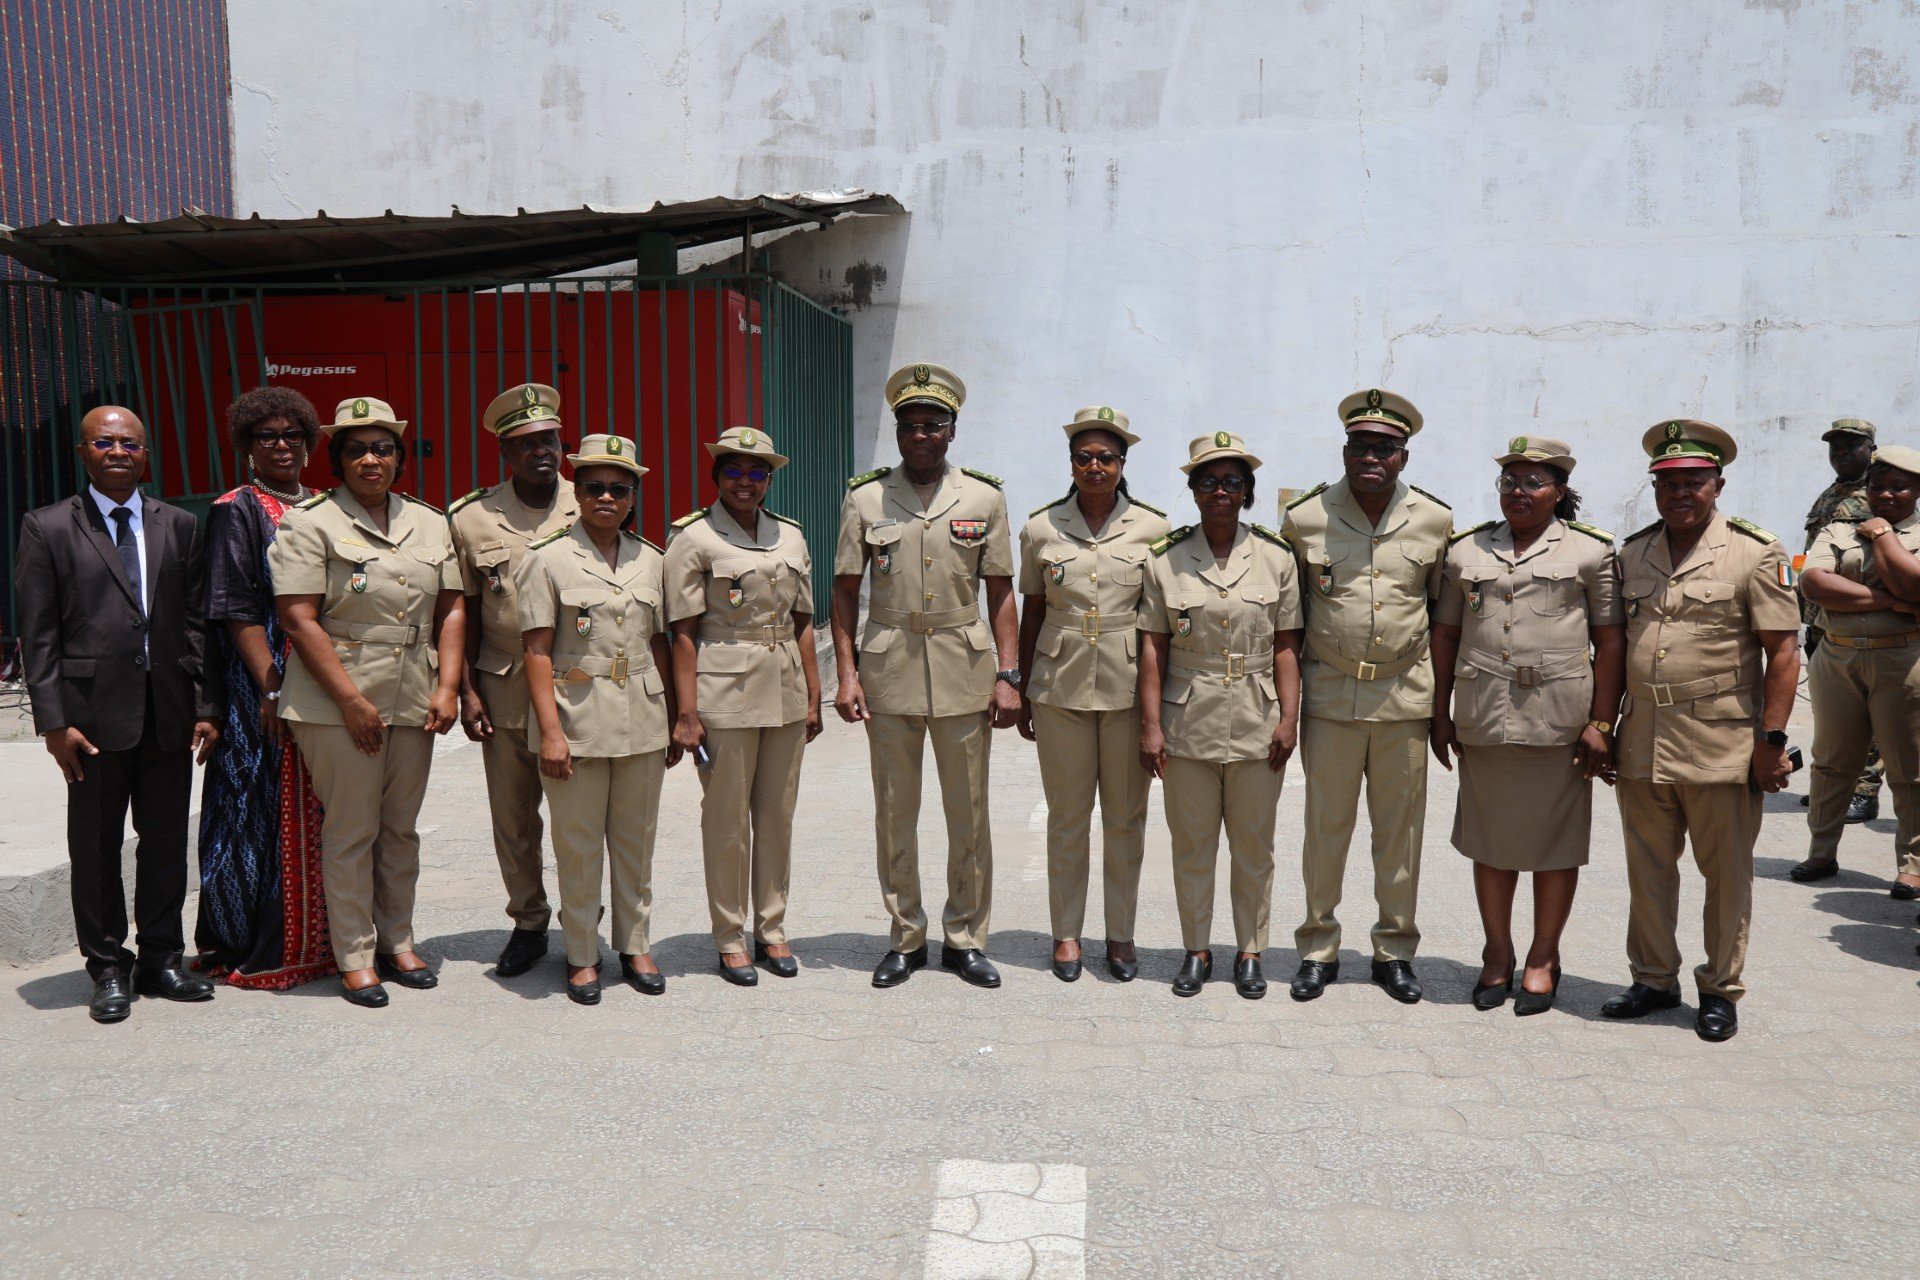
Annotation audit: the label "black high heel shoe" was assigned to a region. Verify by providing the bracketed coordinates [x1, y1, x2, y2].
[1513, 964, 1561, 1017]
[567, 964, 603, 1006]
[340, 979, 389, 1008]
[1051, 940, 1083, 983]
[718, 954, 759, 987]
[621, 953, 665, 995]
[1471, 970, 1514, 1012]
[375, 954, 437, 990]
[754, 940, 799, 978]
[1105, 941, 1138, 983]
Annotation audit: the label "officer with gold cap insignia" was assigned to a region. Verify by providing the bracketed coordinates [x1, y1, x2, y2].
[831, 362, 1021, 990]
[1603, 418, 1800, 1042]
[1281, 388, 1452, 1005]
[516, 433, 679, 1004]
[448, 383, 579, 979]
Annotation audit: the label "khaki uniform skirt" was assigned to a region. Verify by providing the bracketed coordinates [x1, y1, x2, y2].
[1451, 743, 1591, 872]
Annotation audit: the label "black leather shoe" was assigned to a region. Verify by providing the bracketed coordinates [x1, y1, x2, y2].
[872, 945, 928, 988]
[375, 955, 438, 989]
[1289, 960, 1338, 1001]
[1789, 858, 1840, 883]
[718, 955, 759, 987]
[1233, 955, 1267, 999]
[1513, 965, 1560, 1017]
[341, 980, 389, 1008]
[1471, 972, 1513, 1011]
[1891, 882, 1920, 901]
[566, 974, 602, 1005]
[88, 975, 133, 1023]
[131, 961, 215, 1002]
[1600, 982, 1682, 1019]
[941, 945, 1002, 988]
[1105, 942, 1138, 983]
[1051, 942, 1083, 983]
[1695, 994, 1738, 1042]
[495, 928, 549, 977]
[621, 954, 665, 995]
[1172, 951, 1212, 997]
[1845, 794, 1879, 824]
[1371, 959, 1423, 1004]
[753, 941, 799, 978]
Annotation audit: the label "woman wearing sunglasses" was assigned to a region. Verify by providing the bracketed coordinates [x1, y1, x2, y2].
[271, 397, 467, 1007]
[1015, 407, 1169, 982]
[1430, 437, 1624, 1016]
[518, 435, 681, 1004]
[1139, 432, 1304, 998]
[664, 426, 823, 985]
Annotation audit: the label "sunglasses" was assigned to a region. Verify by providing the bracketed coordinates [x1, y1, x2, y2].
[251, 430, 309, 450]
[1496, 475, 1556, 494]
[1651, 474, 1716, 494]
[721, 464, 772, 483]
[579, 480, 635, 500]
[340, 440, 399, 460]
[83, 438, 147, 455]
[1190, 473, 1248, 495]
[895, 419, 954, 438]
[1343, 440, 1403, 461]
[1071, 450, 1123, 469]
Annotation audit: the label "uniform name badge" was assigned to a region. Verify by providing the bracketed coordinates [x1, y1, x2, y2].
[950, 518, 987, 542]
[1175, 611, 1192, 638]
[1046, 561, 1066, 586]
[727, 578, 745, 608]
[350, 563, 368, 593]
[575, 608, 592, 638]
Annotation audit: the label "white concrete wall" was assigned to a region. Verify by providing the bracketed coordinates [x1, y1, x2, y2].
[229, 0, 1920, 540]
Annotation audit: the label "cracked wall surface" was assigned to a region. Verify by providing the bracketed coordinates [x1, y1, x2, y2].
[229, 0, 1920, 535]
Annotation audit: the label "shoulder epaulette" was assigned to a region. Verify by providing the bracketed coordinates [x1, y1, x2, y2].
[768, 509, 804, 529]
[1409, 484, 1451, 510]
[400, 493, 444, 515]
[961, 467, 1003, 488]
[1566, 520, 1614, 543]
[1622, 520, 1662, 545]
[448, 487, 487, 514]
[670, 508, 707, 529]
[1150, 526, 1195, 557]
[1250, 523, 1291, 549]
[1450, 519, 1495, 545]
[295, 489, 333, 511]
[623, 529, 664, 554]
[1285, 482, 1328, 511]
[846, 466, 891, 489]
[1728, 516, 1777, 544]
[1128, 497, 1166, 517]
[1029, 496, 1071, 519]
[528, 524, 573, 550]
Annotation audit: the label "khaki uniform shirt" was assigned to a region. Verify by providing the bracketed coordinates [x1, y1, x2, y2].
[663, 505, 814, 728]
[1140, 524, 1303, 763]
[515, 524, 670, 758]
[1801, 475, 1872, 624]
[1018, 494, 1171, 711]
[833, 464, 1014, 717]
[1437, 519, 1623, 748]
[1804, 512, 1920, 639]
[1616, 514, 1799, 785]
[449, 482, 579, 728]
[1282, 479, 1451, 723]
[270, 490, 462, 728]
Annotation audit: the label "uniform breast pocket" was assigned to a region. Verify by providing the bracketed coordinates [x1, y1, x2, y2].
[629, 585, 663, 634]
[327, 547, 381, 600]
[1398, 543, 1437, 591]
[1037, 543, 1083, 601]
[1528, 563, 1580, 616]
[1678, 580, 1736, 634]
[697, 641, 757, 713]
[1307, 547, 1347, 598]
[1455, 565, 1502, 612]
[864, 523, 905, 574]
[1108, 549, 1145, 589]
[710, 558, 757, 611]
[559, 586, 612, 638]
[1166, 589, 1208, 637]
[1621, 578, 1660, 625]
[471, 548, 511, 597]
[1239, 584, 1279, 643]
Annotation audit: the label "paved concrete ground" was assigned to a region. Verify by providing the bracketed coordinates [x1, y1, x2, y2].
[2, 696, 1915, 1278]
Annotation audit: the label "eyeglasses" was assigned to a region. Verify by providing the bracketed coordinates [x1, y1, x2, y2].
[1496, 475, 1556, 494]
[721, 464, 772, 483]
[1343, 440, 1403, 461]
[1190, 473, 1249, 495]
[340, 440, 399, 460]
[895, 418, 953, 438]
[579, 480, 635, 500]
[83, 438, 147, 455]
[250, 430, 308, 450]
[1071, 450, 1123, 469]
[1651, 474, 1716, 494]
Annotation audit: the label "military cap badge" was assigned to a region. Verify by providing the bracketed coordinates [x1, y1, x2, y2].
[352, 398, 370, 419]
[913, 364, 931, 384]
[741, 429, 758, 447]
[1097, 406, 1115, 421]
[1367, 388, 1383, 409]
[1213, 431, 1231, 448]
[1510, 436, 1528, 453]
[1665, 421, 1684, 440]
[608, 438, 623, 455]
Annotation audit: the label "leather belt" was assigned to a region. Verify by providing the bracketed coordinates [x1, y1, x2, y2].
[324, 618, 424, 646]
[1045, 606, 1136, 639]
[700, 622, 796, 646]
[552, 652, 651, 687]
[1628, 671, 1749, 707]
[1458, 649, 1589, 688]
[1306, 633, 1429, 682]
[1822, 631, 1917, 650]
[868, 605, 978, 635]
[1169, 646, 1275, 681]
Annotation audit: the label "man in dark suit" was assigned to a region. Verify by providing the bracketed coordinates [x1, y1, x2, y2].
[15, 405, 222, 1022]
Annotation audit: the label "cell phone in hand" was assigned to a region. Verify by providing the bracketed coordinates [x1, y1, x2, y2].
[694, 743, 713, 771]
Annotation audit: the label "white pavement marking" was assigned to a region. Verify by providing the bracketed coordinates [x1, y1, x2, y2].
[924, 1159, 1087, 1280]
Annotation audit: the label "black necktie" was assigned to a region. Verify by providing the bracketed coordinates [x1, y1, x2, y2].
[110, 507, 144, 615]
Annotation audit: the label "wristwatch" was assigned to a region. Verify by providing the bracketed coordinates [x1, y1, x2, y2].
[264, 690, 281, 702]
[1587, 719, 1612, 735]
[1758, 728, 1789, 747]
[995, 668, 1023, 687]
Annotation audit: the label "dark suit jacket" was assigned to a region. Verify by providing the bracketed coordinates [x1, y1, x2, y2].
[14, 492, 220, 753]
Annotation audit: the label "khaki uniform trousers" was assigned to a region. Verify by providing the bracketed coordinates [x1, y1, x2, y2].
[1615, 778, 1759, 1001]
[699, 721, 807, 953]
[1162, 754, 1281, 953]
[1807, 644, 1920, 876]
[866, 711, 993, 952]
[289, 723, 433, 972]
[476, 669, 551, 932]
[1295, 715, 1428, 963]
[541, 752, 665, 968]
[1033, 702, 1147, 942]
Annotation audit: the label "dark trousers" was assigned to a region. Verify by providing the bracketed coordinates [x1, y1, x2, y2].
[66, 694, 192, 980]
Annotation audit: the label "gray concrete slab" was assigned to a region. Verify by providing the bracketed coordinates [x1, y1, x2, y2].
[1, 699, 1914, 1276]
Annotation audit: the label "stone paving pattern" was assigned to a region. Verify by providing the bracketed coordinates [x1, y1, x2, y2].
[1, 698, 1915, 1277]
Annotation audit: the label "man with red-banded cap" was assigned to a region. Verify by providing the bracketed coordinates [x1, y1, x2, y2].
[1602, 419, 1800, 1042]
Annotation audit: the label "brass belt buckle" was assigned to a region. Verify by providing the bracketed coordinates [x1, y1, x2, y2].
[1224, 653, 1246, 679]
[1516, 665, 1540, 688]
[1080, 609, 1101, 640]
[1355, 661, 1378, 681]
[1652, 683, 1675, 707]
[610, 653, 630, 687]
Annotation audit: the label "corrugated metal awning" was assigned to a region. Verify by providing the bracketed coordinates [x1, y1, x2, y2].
[0, 191, 903, 286]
